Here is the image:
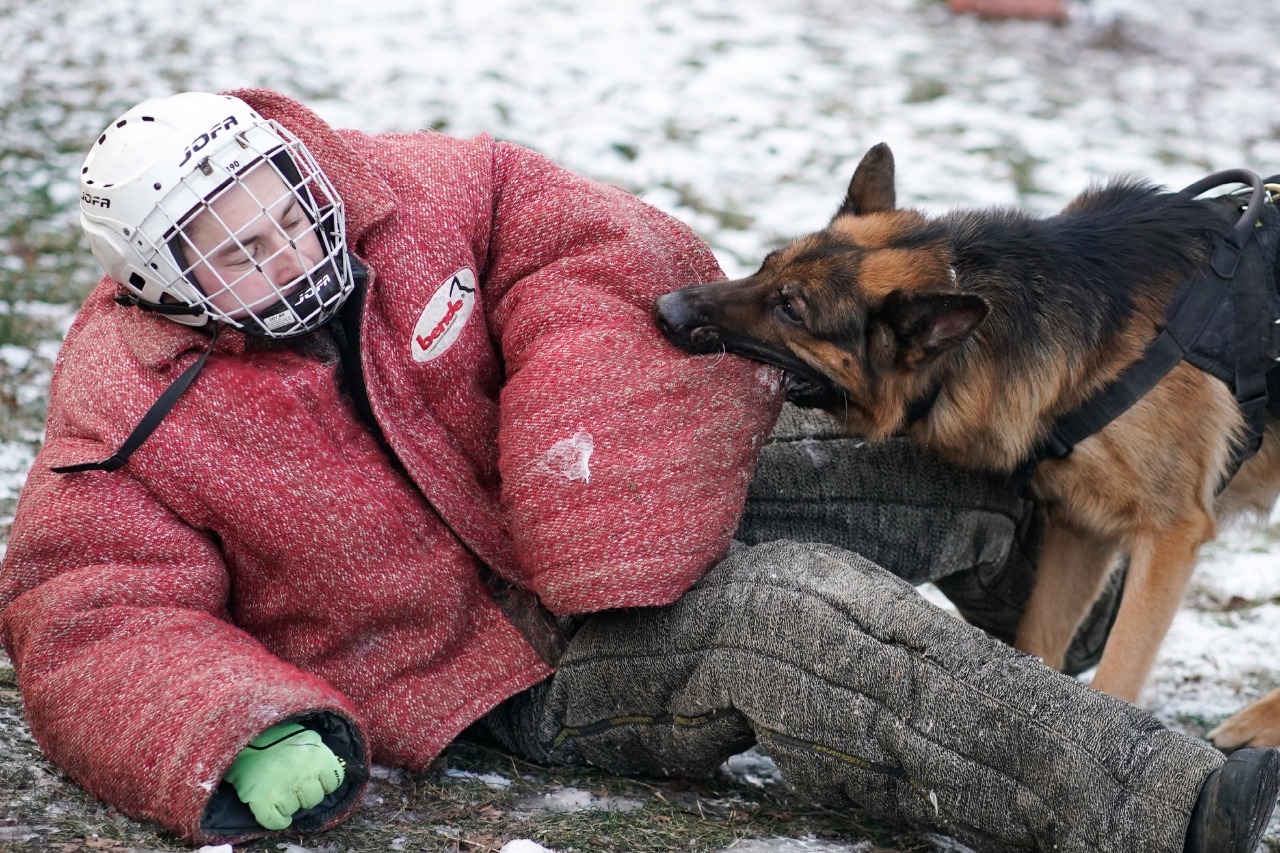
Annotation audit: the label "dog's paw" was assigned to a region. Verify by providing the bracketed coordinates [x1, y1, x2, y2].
[1209, 688, 1280, 750]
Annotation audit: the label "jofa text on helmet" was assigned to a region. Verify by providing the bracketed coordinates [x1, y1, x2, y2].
[178, 115, 241, 168]
[81, 193, 110, 208]
[296, 274, 332, 303]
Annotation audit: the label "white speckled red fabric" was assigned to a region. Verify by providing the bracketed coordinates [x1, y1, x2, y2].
[0, 89, 782, 843]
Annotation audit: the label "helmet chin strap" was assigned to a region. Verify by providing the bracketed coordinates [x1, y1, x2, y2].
[114, 292, 207, 317]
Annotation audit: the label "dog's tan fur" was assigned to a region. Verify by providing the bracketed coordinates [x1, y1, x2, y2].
[654, 143, 1280, 748]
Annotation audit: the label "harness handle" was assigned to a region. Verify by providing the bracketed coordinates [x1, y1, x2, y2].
[1179, 169, 1266, 276]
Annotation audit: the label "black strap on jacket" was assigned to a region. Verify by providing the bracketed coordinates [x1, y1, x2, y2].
[1017, 170, 1273, 490]
[51, 325, 221, 474]
[54, 254, 374, 477]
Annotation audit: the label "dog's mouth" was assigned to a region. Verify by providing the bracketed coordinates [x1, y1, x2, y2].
[655, 291, 847, 408]
[782, 372, 847, 407]
[681, 326, 846, 408]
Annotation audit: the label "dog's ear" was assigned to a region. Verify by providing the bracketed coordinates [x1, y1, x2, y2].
[878, 290, 988, 370]
[836, 143, 896, 218]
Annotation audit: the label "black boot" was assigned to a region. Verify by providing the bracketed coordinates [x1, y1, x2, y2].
[1185, 747, 1280, 853]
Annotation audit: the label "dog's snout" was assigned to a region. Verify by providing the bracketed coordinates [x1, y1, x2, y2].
[654, 290, 702, 333]
[655, 288, 727, 353]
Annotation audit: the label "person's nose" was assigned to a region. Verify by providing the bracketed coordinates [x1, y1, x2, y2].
[263, 235, 309, 288]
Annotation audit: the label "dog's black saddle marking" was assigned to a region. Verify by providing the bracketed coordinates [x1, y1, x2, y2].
[1024, 169, 1280, 489]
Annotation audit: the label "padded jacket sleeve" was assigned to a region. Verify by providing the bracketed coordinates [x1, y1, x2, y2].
[0, 449, 367, 844]
[483, 142, 784, 614]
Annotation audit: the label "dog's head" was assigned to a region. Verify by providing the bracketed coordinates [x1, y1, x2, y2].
[655, 143, 989, 438]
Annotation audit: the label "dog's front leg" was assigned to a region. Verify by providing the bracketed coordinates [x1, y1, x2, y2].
[1209, 688, 1280, 749]
[1014, 519, 1117, 671]
[1088, 516, 1213, 703]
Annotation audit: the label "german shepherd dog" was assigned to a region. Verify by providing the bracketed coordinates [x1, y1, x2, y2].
[655, 143, 1280, 749]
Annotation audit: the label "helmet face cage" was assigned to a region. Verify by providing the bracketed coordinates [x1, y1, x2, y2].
[137, 122, 353, 339]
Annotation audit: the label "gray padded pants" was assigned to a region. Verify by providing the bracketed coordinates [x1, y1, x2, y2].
[480, 406, 1223, 852]
[738, 406, 1126, 676]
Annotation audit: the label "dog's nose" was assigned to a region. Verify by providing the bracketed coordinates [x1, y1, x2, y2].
[654, 290, 699, 334]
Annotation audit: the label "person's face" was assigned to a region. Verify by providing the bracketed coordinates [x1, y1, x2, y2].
[183, 161, 324, 321]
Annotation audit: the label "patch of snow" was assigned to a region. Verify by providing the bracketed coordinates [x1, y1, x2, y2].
[444, 768, 513, 788]
[721, 746, 782, 788]
[917, 583, 961, 616]
[500, 841, 559, 853]
[368, 763, 403, 783]
[757, 365, 783, 394]
[797, 439, 827, 468]
[925, 835, 978, 853]
[516, 786, 643, 813]
[0, 827, 40, 843]
[721, 837, 871, 852]
[0, 442, 37, 508]
[0, 346, 31, 370]
[541, 430, 594, 483]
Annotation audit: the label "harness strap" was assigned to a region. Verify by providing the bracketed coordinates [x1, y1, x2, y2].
[50, 326, 221, 474]
[904, 381, 942, 426]
[1040, 233, 1250, 459]
[1033, 170, 1267, 470]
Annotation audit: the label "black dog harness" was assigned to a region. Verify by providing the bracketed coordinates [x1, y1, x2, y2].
[1025, 169, 1280, 487]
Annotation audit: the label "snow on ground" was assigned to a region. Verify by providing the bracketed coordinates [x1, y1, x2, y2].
[724, 838, 880, 852]
[514, 788, 646, 815]
[500, 841, 558, 853]
[6, 0, 1280, 849]
[445, 768, 516, 789]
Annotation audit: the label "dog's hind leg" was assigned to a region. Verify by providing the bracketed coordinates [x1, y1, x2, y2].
[1014, 519, 1118, 671]
[1088, 514, 1215, 703]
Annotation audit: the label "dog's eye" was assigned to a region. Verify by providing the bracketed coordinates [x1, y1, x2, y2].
[776, 299, 803, 325]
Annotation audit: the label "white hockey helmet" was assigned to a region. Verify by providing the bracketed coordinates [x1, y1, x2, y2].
[79, 92, 353, 338]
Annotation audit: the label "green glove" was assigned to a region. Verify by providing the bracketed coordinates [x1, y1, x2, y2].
[223, 722, 345, 830]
